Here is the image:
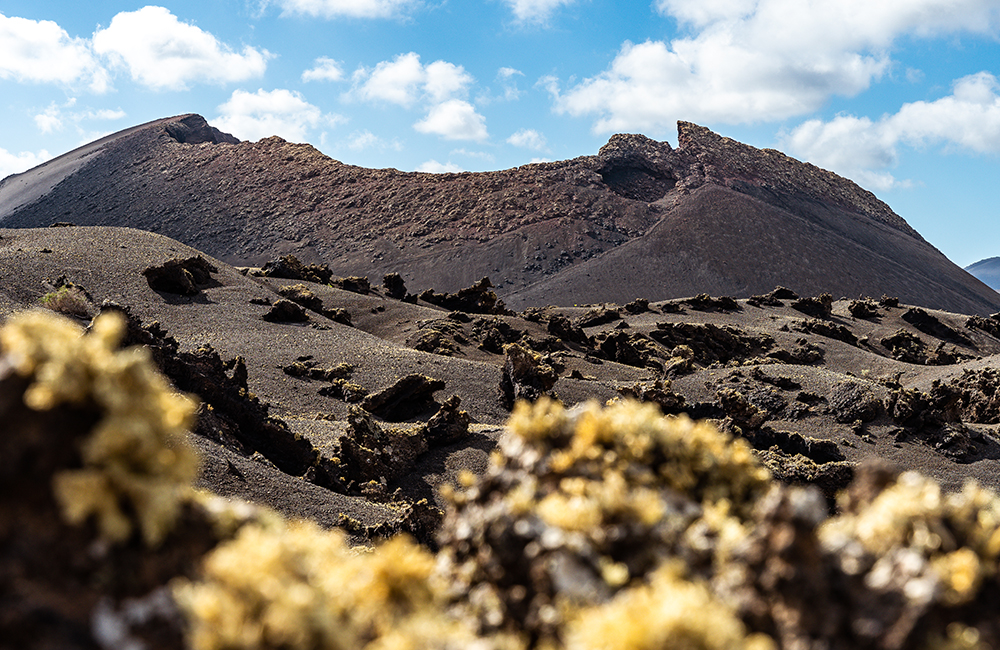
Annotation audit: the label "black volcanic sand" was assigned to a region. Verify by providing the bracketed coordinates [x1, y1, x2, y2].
[4, 225, 1000, 540]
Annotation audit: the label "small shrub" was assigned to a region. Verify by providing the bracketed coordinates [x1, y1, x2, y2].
[40, 286, 92, 318]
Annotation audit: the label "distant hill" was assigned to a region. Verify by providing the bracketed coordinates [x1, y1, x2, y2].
[2, 114, 999, 315]
[966, 257, 1000, 293]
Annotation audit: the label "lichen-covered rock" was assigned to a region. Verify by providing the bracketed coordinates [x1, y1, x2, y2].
[0, 310, 219, 649]
[1, 311, 199, 545]
[383, 272, 407, 299]
[419, 277, 509, 314]
[259, 254, 333, 284]
[829, 380, 883, 423]
[361, 373, 446, 421]
[500, 342, 559, 409]
[144, 255, 218, 295]
[425, 394, 471, 445]
[791, 293, 834, 319]
[262, 298, 308, 323]
[174, 521, 513, 650]
[437, 398, 772, 644]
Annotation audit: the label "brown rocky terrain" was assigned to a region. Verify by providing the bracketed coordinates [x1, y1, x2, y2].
[5, 225, 1000, 649]
[5, 117, 1000, 649]
[1, 114, 997, 314]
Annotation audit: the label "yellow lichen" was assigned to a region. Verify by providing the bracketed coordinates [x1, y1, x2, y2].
[0, 310, 198, 546]
[508, 398, 771, 518]
[564, 564, 775, 650]
[174, 518, 523, 650]
[820, 470, 1000, 606]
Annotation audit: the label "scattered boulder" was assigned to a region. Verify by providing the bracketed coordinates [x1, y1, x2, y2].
[383, 273, 407, 299]
[650, 322, 774, 365]
[597, 330, 656, 367]
[259, 254, 333, 284]
[143, 256, 218, 295]
[901, 307, 971, 346]
[848, 298, 879, 319]
[794, 318, 858, 346]
[624, 298, 650, 314]
[424, 395, 471, 445]
[262, 299, 308, 323]
[472, 317, 524, 354]
[790, 293, 833, 319]
[828, 380, 882, 423]
[546, 314, 591, 347]
[282, 359, 353, 381]
[361, 374, 446, 421]
[499, 343, 558, 409]
[747, 286, 799, 307]
[681, 293, 741, 312]
[418, 277, 509, 315]
[332, 276, 370, 294]
[574, 305, 621, 328]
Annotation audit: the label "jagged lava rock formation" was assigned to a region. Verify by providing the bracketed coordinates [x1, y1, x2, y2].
[1, 114, 997, 314]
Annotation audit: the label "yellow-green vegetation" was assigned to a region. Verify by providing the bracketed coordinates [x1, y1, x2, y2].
[564, 564, 774, 650]
[821, 471, 1000, 606]
[0, 310, 198, 545]
[506, 398, 771, 519]
[437, 398, 775, 645]
[39, 284, 92, 318]
[174, 519, 521, 650]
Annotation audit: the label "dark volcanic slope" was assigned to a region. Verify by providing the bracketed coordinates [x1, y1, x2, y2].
[967, 257, 1000, 292]
[2, 114, 997, 314]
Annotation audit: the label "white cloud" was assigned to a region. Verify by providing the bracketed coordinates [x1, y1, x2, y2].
[416, 160, 463, 173]
[495, 67, 524, 101]
[556, 0, 1000, 133]
[302, 56, 344, 82]
[33, 100, 127, 135]
[502, 0, 577, 23]
[507, 128, 547, 151]
[92, 6, 270, 91]
[344, 129, 402, 151]
[414, 100, 488, 141]
[0, 13, 108, 91]
[34, 104, 64, 134]
[0, 147, 51, 179]
[782, 72, 1000, 190]
[350, 53, 472, 107]
[214, 88, 343, 142]
[278, 0, 419, 19]
[451, 148, 496, 163]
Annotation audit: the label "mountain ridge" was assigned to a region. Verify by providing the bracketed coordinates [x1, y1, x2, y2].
[1, 114, 996, 314]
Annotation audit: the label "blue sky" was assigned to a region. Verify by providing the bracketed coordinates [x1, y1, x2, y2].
[1, 0, 999, 267]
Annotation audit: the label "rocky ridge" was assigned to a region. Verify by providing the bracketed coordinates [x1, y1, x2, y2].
[1, 114, 996, 314]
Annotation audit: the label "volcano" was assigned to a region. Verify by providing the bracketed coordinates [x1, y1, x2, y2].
[2, 114, 996, 314]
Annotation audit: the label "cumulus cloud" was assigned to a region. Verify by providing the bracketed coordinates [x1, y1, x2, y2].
[214, 88, 343, 142]
[782, 72, 1000, 190]
[0, 147, 51, 179]
[350, 53, 473, 107]
[507, 128, 547, 151]
[414, 100, 488, 141]
[278, 0, 419, 18]
[302, 57, 344, 82]
[0, 13, 109, 91]
[555, 0, 1000, 133]
[92, 6, 270, 91]
[351, 53, 488, 142]
[502, 0, 577, 23]
[416, 159, 463, 173]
